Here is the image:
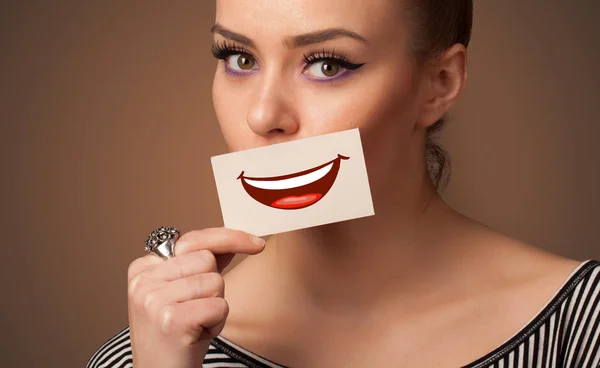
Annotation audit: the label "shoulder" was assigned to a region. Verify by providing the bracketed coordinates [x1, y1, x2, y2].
[463, 259, 600, 368]
[557, 259, 600, 367]
[467, 229, 600, 364]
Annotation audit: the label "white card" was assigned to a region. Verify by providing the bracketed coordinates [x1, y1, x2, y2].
[210, 128, 375, 237]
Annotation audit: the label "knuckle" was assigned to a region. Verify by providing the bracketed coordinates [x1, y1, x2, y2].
[142, 290, 161, 312]
[198, 250, 217, 269]
[128, 273, 147, 296]
[127, 258, 146, 282]
[158, 305, 176, 335]
[128, 255, 160, 283]
[173, 232, 192, 254]
[230, 228, 252, 241]
[127, 263, 138, 283]
[206, 272, 225, 295]
[216, 298, 229, 318]
[176, 231, 193, 246]
[207, 272, 225, 290]
[176, 229, 210, 253]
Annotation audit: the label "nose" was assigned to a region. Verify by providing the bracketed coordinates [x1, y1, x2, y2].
[246, 73, 299, 138]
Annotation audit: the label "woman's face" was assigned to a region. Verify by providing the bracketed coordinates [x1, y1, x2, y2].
[212, 0, 433, 193]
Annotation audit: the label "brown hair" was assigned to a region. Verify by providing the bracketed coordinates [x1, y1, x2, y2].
[406, 0, 473, 191]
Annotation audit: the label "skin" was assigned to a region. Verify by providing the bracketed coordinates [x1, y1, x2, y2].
[210, 0, 581, 366]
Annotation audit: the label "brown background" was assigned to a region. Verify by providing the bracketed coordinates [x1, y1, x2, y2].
[2, 1, 599, 367]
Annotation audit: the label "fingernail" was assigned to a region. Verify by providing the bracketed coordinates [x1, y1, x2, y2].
[251, 236, 266, 248]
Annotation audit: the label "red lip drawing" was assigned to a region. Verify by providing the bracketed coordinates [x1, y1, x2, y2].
[237, 154, 350, 210]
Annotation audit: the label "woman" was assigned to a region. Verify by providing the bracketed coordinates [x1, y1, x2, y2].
[87, 0, 600, 367]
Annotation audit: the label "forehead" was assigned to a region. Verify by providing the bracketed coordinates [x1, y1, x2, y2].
[215, 0, 404, 42]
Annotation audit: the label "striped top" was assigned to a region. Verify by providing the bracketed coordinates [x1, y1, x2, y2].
[87, 259, 600, 368]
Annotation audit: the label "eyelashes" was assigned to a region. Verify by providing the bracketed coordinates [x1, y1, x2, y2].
[211, 40, 249, 60]
[301, 48, 365, 71]
[210, 40, 365, 77]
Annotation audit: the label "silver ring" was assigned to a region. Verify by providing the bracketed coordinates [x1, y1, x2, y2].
[145, 226, 180, 260]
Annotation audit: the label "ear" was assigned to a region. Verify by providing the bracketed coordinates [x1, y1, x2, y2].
[415, 43, 467, 128]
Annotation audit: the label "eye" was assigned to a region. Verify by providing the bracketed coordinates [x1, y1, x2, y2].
[304, 60, 341, 78]
[302, 50, 365, 80]
[227, 53, 258, 72]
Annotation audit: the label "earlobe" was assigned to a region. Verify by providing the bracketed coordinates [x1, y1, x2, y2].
[415, 44, 468, 129]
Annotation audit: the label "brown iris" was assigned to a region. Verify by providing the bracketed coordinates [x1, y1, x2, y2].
[321, 62, 340, 77]
[237, 53, 256, 70]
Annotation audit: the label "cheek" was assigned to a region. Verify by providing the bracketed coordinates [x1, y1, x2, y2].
[212, 73, 253, 152]
[301, 66, 415, 130]
[298, 66, 418, 153]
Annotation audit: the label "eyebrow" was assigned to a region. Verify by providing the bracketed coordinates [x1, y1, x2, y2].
[210, 23, 367, 48]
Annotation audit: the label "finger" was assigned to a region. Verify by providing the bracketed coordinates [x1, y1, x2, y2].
[147, 250, 219, 282]
[128, 253, 164, 283]
[159, 297, 229, 344]
[154, 272, 224, 305]
[174, 227, 265, 256]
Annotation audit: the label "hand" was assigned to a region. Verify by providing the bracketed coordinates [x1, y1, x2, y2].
[127, 227, 266, 368]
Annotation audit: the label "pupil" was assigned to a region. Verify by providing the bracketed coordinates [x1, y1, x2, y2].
[321, 62, 339, 76]
[238, 54, 254, 69]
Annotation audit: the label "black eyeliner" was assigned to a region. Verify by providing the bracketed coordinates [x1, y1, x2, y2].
[302, 48, 365, 70]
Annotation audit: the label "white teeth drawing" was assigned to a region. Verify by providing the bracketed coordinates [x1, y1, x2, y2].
[243, 162, 334, 190]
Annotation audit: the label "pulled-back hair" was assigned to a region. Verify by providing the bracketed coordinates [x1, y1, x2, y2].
[406, 0, 473, 191]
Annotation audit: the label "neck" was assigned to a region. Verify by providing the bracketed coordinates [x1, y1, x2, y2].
[261, 160, 470, 313]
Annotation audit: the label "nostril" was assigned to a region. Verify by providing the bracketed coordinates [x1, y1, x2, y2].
[269, 128, 285, 134]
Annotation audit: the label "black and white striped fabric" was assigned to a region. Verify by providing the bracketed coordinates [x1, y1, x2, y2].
[86, 259, 600, 368]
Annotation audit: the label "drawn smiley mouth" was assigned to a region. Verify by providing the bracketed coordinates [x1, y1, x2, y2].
[237, 154, 350, 210]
